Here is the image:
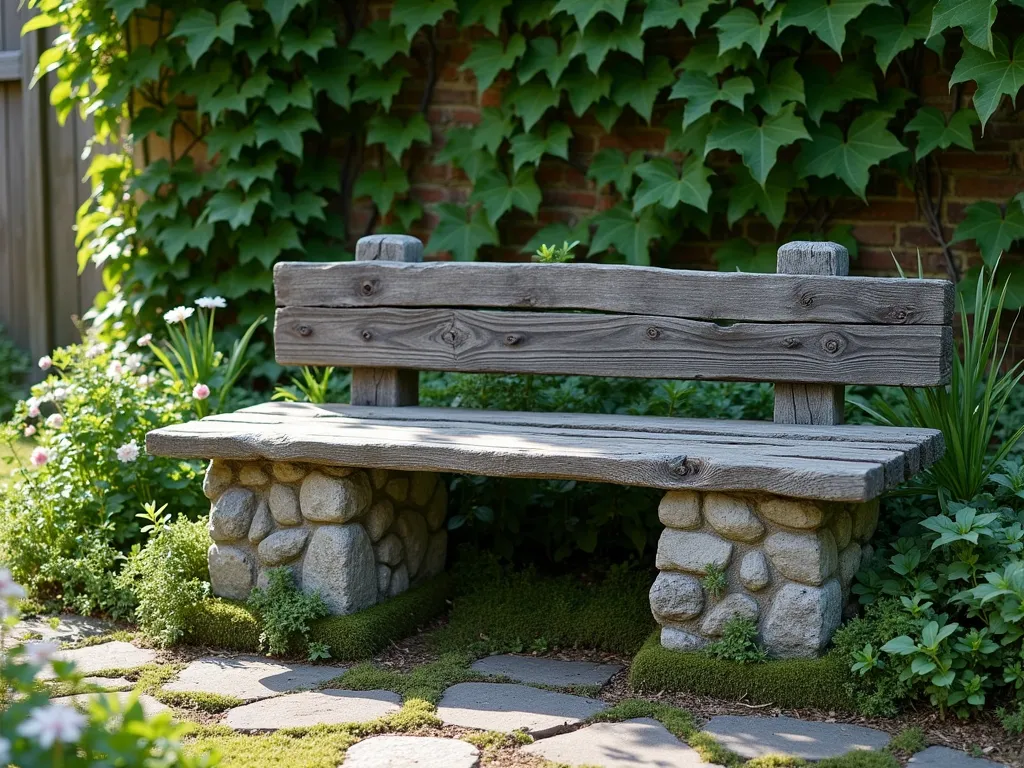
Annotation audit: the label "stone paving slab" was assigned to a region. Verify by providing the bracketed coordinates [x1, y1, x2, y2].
[522, 717, 721, 767]
[343, 735, 479, 767]
[436, 682, 606, 738]
[42, 641, 158, 679]
[163, 656, 343, 701]
[55, 692, 170, 719]
[908, 746, 1010, 768]
[470, 654, 622, 688]
[701, 715, 890, 760]
[12, 615, 114, 643]
[225, 689, 401, 730]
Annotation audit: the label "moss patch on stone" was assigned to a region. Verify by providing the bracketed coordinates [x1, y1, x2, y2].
[185, 575, 450, 660]
[629, 632, 856, 711]
[333, 652, 488, 704]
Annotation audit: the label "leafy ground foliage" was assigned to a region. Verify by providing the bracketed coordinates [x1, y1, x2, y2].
[26, 0, 1024, 344]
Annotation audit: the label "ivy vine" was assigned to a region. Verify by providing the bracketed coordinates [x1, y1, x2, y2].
[27, 0, 1024, 336]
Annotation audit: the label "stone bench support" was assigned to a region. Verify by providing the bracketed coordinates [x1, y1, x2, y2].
[203, 459, 447, 612]
[650, 490, 878, 658]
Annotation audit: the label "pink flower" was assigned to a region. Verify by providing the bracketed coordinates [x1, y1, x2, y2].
[116, 441, 140, 463]
[38, 356, 52, 371]
[27, 404, 40, 418]
[192, 383, 210, 400]
[23, 425, 36, 438]
[30, 447, 50, 468]
[137, 333, 153, 347]
[17, 704, 87, 748]
[45, 414, 63, 429]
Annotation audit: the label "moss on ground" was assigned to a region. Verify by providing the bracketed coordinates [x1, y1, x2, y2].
[629, 632, 856, 711]
[185, 575, 450, 660]
[433, 567, 654, 656]
[332, 652, 488, 704]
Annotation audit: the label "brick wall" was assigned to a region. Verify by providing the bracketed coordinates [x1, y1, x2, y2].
[353, 7, 1024, 360]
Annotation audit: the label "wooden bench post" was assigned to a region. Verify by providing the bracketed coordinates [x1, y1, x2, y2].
[773, 241, 849, 426]
[350, 234, 423, 407]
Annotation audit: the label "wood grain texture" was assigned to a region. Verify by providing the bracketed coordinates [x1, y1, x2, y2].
[775, 241, 849, 426]
[274, 306, 953, 387]
[349, 235, 422, 407]
[273, 260, 954, 326]
[146, 404, 944, 501]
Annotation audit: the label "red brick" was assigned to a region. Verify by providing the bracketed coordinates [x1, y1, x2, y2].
[900, 224, 955, 248]
[953, 176, 1024, 199]
[852, 223, 897, 246]
[543, 189, 599, 209]
[940, 152, 1011, 171]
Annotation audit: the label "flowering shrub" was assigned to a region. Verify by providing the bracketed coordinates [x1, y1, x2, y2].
[0, 568, 216, 767]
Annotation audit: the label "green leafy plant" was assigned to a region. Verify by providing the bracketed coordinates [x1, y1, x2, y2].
[700, 563, 728, 599]
[0, 325, 28, 421]
[272, 366, 341, 404]
[246, 566, 330, 657]
[703, 618, 768, 663]
[534, 240, 580, 263]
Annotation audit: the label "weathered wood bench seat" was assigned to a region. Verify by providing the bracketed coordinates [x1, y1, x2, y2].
[147, 235, 953, 659]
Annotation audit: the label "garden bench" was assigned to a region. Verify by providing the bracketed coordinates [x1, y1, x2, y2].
[147, 235, 953, 658]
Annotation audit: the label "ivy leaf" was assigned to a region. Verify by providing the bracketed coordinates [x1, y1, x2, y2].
[172, 2, 252, 66]
[779, 0, 888, 55]
[273, 189, 328, 225]
[366, 113, 432, 161]
[611, 56, 674, 123]
[425, 203, 499, 260]
[458, 0, 511, 33]
[221, 151, 281, 191]
[475, 108, 515, 153]
[929, 0, 996, 53]
[666, 113, 713, 155]
[264, 80, 313, 114]
[508, 80, 561, 131]
[904, 107, 979, 160]
[706, 103, 810, 186]
[306, 49, 360, 108]
[726, 165, 799, 229]
[436, 128, 498, 182]
[860, 0, 933, 73]
[108, 0, 149, 24]
[797, 112, 904, 200]
[670, 71, 754, 129]
[353, 158, 410, 213]
[131, 105, 177, 139]
[633, 157, 714, 213]
[715, 238, 778, 272]
[265, 0, 314, 32]
[238, 219, 303, 267]
[681, 40, 754, 76]
[593, 99, 623, 132]
[803, 62, 876, 123]
[559, 66, 613, 116]
[550, 0, 628, 30]
[253, 108, 319, 157]
[752, 58, 805, 114]
[573, 15, 644, 73]
[588, 204, 665, 265]
[509, 123, 573, 171]
[514, 0, 559, 28]
[521, 220, 592, 254]
[350, 21, 411, 67]
[391, 0, 457, 40]
[950, 201, 1024, 267]
[715, 6, 783, 57]
[587, 148, 644, 193]
[155, 214, 216, 262]
[393, 198, 425, 230]
[641, 0, 713, 35]
[470, 168, 543, 223]
[949, 36, 1024, 130]
[280, 24, 335, 61]
[205, 186, 270, 230]
[205, 120, 258, 161]
[352, 66, 408, 111]
[518, 35, 579, 85]
[138, 195, 180, 229]
[463, 34, 526, 94]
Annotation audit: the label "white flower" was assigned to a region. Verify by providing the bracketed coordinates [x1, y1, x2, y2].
[0, 568, 26, 601]
[107, 296, 128, 316]
[195, 296, 227, 309]
[45, 414, 63, 429]
[116, 441, 140, 463]
[137, 375, 152, 389]
[52, 388, 67, 402]
[85, 343, 107, 359]
[106, 360, 124, 378]
[163, 306, 195, 324]
[137, 333, 153, 347]
[125, 353, 143, 373]
[0, 736, 10, 765]
[23, 425, 36, 438]
[38, 356, 52, 371]
[17, 704, 87, 748]
[27, 404, 40, 418]
[23, 640, 60, 667]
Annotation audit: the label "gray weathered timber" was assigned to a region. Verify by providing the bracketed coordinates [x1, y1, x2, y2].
[775, 241, 848, 426]
[273, 261, 954, 325]
[274, 306, 952, 387]
[146, 404, 943, 501]
[349, 235, 421, 408]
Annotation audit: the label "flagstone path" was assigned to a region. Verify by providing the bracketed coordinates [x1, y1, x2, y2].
[45, 641, 1014, 767]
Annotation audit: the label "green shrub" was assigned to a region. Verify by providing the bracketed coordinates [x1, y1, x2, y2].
[116, 517, 210, 647]
[999, 702, 1024, 734]
[704, 618, 768, 664]
[247, 567, 330, 657]
[0, 324, 28, 421]
[630, 633, 856, 711]
[185, 598, 262, 651]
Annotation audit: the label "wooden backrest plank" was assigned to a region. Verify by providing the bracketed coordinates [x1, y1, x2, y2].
[273, 260, 954, 326]
[275, 306, 952, 387]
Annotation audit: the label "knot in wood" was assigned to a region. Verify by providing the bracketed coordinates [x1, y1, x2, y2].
[669, 455, 696, 476]
[297, 324, 313, 337]
[360, 280, 376, 296]
[887, 307, 910, 323]
[799, 292, 814, 307]
[504, 333, 523, 346]
[646, 326, 661, 339]
[820, 332, 846, 356]
[439, 322, 467, 349]
[360, 330, 373, 341]
[782, 336, 801, 349]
